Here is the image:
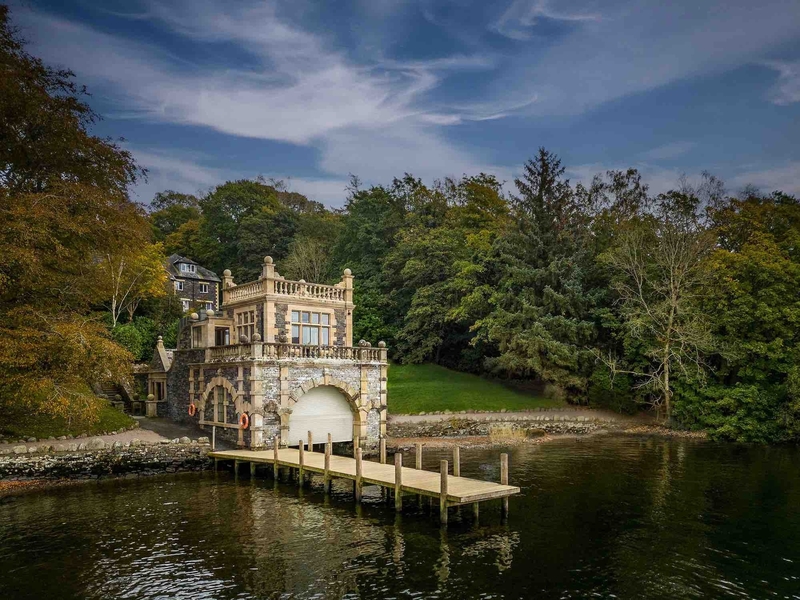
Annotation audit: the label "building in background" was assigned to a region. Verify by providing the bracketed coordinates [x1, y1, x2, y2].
[166, 254, 220, 312]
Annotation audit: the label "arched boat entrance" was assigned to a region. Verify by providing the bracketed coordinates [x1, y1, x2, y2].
[287, 385, 354, 445]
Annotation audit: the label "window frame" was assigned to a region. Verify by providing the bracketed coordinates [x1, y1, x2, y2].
[290, 310, 332, 346]
[199, 283, 209, 294]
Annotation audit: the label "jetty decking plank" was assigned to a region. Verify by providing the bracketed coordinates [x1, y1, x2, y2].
[209, 448, 520, 505]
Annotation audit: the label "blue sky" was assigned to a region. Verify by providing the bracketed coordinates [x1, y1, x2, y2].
[10, 0, 800, 206]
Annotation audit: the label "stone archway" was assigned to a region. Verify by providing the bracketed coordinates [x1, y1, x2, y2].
[199, 375, 243, 422]
[285, 378, 363, 445]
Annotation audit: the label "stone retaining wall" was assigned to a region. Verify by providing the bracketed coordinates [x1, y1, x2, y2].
[387, 416, 622, 439]
[0, 438, 213, 481]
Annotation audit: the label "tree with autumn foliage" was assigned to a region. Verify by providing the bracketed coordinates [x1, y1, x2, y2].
[0, 6, 157, 424]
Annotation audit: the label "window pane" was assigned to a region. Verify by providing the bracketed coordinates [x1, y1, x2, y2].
[310, 327, 319, 344]
[322, 328, 329, 345]
[302, 327, 311, 344]
[311, 312, 319, 324]
[291, 311, 300, 322]
[302, 311, 310, 323]
[291, 325, 299, 344]
[321, 313, 329, 325]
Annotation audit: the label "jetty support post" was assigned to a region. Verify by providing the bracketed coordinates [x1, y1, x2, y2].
[355, 447, 363, 502]
[214, 457, 219, 471]
[298, 439, 305, 485]
[308, 430, 313, 453]
[380, 438, 387, 464]
[500, 453, 509, 517]
[440, 460, 449, 525]
[415, 443, 423, 470]
[250, 461, 256, 478]
[234, 460, 240, 480]
[324, 434, 332, 493]
[273, 435, 279, 479]
[394, 453, 403, 512]
[453, 446, 460, 478]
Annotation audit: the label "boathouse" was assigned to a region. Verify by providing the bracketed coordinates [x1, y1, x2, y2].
[147, 257, 388, 449]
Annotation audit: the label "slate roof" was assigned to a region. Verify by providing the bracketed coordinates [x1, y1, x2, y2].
[166, 254, 221, 282]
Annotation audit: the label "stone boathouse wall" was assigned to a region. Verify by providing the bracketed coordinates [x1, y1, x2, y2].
[166, 348, 387, 450]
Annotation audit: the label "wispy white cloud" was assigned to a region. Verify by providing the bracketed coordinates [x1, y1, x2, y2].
[492, 0, 601, 40]
[129, 148, 237, 203]
[15, 1, 509, 205]
[489, 0, 800, 117]
[729, 162, 800, 196]
[763, 60, 800, 105]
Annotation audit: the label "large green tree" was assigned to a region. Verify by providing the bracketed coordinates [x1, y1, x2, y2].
[473, 149, 598, 398]
[673, 193, 800, 441]
[0, 6, 150, 423]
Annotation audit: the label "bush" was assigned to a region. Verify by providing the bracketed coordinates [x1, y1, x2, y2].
[673, 383, 797, 443]
[587, 367, 639, 414]
[161, 318, 180, 349]
[112, 324, 144, 361]
[131, 316, 157, 355]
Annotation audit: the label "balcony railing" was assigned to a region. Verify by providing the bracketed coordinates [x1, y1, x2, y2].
[205, 342, 386, 363]
[224, 279, 265, 303]
[223, 277, 346, 305]
[272, 280, 345, 301]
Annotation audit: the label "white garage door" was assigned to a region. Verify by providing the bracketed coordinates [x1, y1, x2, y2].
[288, 386, 354, 445]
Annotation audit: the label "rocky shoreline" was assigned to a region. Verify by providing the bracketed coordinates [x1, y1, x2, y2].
[0, 436, 213, 495]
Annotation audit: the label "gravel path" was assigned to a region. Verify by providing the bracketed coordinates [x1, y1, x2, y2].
[0, 417, 232, 450]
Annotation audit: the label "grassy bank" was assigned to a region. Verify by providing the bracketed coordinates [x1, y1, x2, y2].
[387, 363, 564, 414]
[0, 404, 135, 440]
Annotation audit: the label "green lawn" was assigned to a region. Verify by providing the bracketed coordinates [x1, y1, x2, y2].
[0, 404, 136, 440]
[387, 363, 564, 414]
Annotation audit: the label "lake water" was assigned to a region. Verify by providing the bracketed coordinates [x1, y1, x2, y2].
[1, 435, 799, 599]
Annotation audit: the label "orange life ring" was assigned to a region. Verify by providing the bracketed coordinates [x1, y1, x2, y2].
[188, 403, 196, 417]
[239, 413, 249, 429]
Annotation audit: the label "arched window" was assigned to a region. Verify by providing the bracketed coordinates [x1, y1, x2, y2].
[212, 386, 230, 424]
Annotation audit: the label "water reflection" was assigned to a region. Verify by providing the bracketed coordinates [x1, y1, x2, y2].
[1, 436, 800, 599]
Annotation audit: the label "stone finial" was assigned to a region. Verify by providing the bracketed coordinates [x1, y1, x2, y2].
[239, 334, 249, 344]
[222, 269, 235, 289]
[261, 256, 275, 279]
[359, 339, 367, 347]
[206, 308, 215, 317]
[342, 267, 354, 304]
[190, 312, 199, 321]
[147, 394, 154, 401]
[298, 279, 306, 283]
[378, 341, 386, 348]
[156, 335, 165, 349]
[252, 333, 262, 342]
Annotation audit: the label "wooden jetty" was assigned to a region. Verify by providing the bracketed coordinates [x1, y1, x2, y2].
[209, 435, 520, 525]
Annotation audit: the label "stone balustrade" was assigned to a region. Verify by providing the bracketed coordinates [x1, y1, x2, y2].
[221, 259, 353, 306]
[271, 279, 345, 301]
[206, 342, 387, 363]
[223, 279, 265, 303]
